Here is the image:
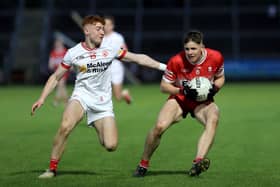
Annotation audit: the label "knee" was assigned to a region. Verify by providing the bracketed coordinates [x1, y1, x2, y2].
[58, 126, 72, 137]
[152, 122, 167, 137]
[114, 93, 122, 101]
[59, 119, 74, 137]
[207, 115, 219, 129]
[104, 142, 118, 152]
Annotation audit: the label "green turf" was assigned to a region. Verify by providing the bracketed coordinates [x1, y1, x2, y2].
[0, 83, 280, 187]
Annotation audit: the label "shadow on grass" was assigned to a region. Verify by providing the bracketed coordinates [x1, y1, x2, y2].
[9, 170, 98, 176]
[146, 170, 187, 176]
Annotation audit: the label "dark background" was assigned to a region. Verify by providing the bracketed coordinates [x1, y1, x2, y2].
[1, 0, 280, 84]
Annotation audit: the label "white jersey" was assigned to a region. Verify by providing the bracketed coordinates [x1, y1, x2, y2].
[62, 42, 126, 110]
[101, 32, 126, 51]
[101, 32, 126, 84]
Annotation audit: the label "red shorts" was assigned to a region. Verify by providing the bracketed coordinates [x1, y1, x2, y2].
[168, 94, 213, 118]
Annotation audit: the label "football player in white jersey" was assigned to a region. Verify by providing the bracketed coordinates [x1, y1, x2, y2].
[102, 15, 132, 104]
[31, 15, 166, 179]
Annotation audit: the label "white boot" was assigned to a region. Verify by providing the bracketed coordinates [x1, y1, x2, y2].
[38, 169, 56, 179]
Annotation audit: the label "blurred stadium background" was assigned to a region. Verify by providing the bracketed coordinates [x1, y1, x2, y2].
[1, 1, 280, 186]
[1, 0, 280, 85]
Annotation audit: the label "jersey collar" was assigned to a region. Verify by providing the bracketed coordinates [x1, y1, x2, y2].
[189, 48, 207, 65]
[81, 42, 97, 51]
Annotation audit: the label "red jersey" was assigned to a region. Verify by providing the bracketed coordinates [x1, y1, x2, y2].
[49, 47, 68, 80]
[163, 48, 224, 117]
[49, 48, 67, 69]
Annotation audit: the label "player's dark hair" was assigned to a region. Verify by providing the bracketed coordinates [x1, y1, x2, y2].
[104, 15, 115, 25]
[82, 15, 105, 27]
[183, 30, 203, 45]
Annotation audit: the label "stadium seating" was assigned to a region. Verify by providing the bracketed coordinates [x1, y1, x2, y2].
[0, 1, 17, 84]
[1, 0, 280, 83]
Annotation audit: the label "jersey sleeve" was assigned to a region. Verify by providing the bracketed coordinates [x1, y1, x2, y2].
[162, 57, 177, 83]
[214, 52, 224, 77]
[113, 32, 126, 50]
[61, 50, 72, 69]
[118, 35, 127, 50]
[115, 48, 127, 60]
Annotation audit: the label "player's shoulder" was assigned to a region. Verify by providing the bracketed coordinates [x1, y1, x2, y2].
[99, 44, 114, 51]
[206, 48, 224, 62]
[98, 45, 119, 57]
[206, 48, 223, 58]
[112, 31, 124, 39]
[169, 51, 185, 63]
[66, 42, 83, 53]
[64, 42, 92, 60]
[110, 32, 125, 43]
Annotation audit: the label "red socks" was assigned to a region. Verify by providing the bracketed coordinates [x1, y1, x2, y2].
[140, 159, 149, 168]
[49, 158, 59, 171]
[193, 157, 203, 163]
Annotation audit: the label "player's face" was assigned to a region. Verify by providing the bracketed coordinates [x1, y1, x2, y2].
[104, 19, 114, 34]
[84, 22, 105, 47]
[184, 41, 203, 64]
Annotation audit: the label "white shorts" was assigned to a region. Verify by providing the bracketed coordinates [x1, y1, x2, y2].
[69, 90, 114, 125]
[111, 59, 124, 84]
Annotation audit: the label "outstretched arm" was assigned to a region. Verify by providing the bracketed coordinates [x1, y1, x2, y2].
[31, 64, 68, 115]
[122, 51, 166, 71]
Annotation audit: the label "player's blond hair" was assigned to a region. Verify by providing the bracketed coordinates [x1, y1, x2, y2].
[82, 15, 105, 27]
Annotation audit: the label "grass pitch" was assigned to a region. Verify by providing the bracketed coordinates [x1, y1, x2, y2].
[0, 83, 280, 187]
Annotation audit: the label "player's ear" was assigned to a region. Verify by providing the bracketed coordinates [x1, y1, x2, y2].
[201, 43, 205, 48]
[83, 25, 89, 35]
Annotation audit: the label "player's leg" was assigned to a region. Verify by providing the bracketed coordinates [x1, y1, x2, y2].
[188, 102, 219, 176]
[38, 100, 84, 178]
[194, 102, 219, 160]
[53, 79, 64, 106]
[93, 116, 118, 152]
[53, 86, 60, 107]
[142, 99, 183, 160]
[112, 83, 123, 101]
[51, 99, 84, 159]
[134, 99, 183, 177]
[112, 83, 132, 104]
[111, 60, 131, 104]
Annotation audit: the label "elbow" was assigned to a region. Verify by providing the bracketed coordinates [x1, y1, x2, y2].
[220, 76, 226, 88]
[160, 86, 165, 93]
[160, 85, 168, 94]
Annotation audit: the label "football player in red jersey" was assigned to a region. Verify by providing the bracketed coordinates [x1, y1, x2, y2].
[134, 30, 225, 177]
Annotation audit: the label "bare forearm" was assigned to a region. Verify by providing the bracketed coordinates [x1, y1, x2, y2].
[160, 80, 180, 95]
[31, 65, 67, 115]
[124, 53, 166, 71]
[137, 54, 166, 70]
[214, 75, 225, 89]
